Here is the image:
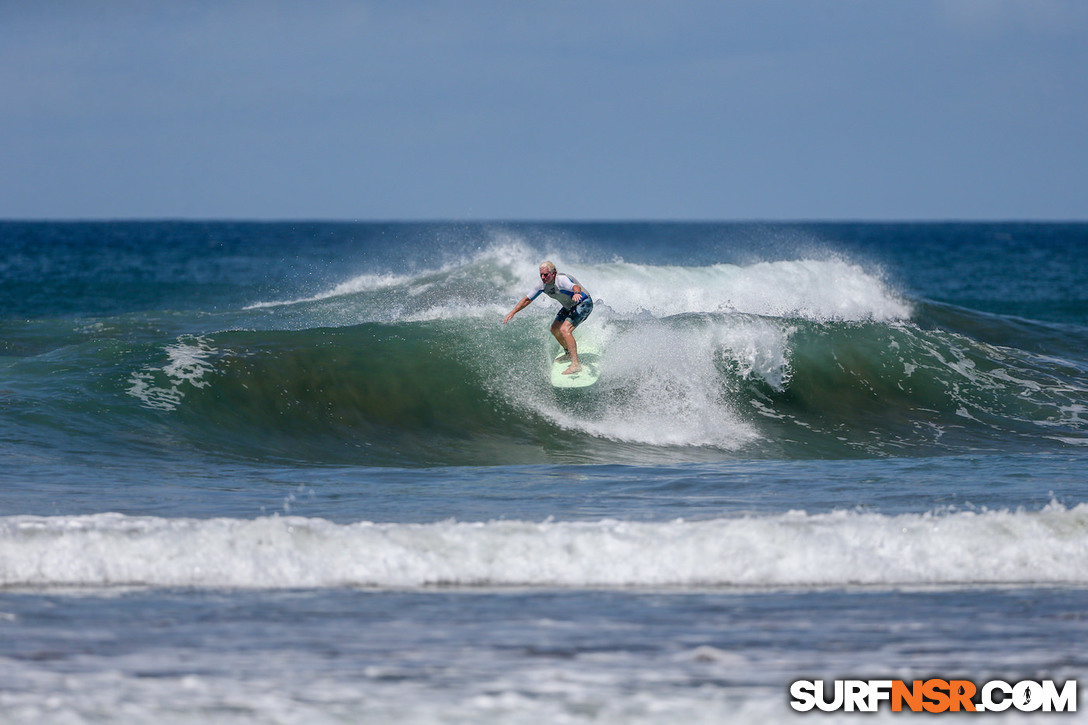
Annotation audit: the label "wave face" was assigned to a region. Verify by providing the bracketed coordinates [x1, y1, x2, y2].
[3, 222, 1087, 467]
[4, 504, 1086, 589]
[98, 243, 1085, 465]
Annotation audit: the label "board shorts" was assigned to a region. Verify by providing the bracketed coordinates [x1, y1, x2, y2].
[554, 297, 593, 327]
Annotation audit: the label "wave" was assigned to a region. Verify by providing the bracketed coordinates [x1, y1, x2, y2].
[8, 244, 1086, 465]
[241, 242, 912, 325]
[113, 306, 1088, 464]
[3, 504, 1087, 590]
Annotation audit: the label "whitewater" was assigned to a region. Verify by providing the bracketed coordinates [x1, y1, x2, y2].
[4, 504, 1088, 589]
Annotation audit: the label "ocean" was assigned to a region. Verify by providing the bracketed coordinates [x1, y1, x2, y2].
[1, 221, 1086, 722]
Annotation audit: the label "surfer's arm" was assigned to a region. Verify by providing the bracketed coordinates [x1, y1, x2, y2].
[571, 285, 583, 303]
[503, 296, 532, 324]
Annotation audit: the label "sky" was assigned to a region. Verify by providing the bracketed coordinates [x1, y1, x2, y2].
[2, 0, 1086, 221]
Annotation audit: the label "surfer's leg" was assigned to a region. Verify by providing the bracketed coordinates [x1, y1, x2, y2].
[550, 318, 570, 359]
[558, 300, 591, 373]
[557, 321, 581, 374]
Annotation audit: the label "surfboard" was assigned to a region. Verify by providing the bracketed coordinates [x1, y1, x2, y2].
[550, 340, 601, 389]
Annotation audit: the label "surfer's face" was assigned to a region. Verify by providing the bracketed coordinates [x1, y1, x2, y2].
[540, 268, 555, 282]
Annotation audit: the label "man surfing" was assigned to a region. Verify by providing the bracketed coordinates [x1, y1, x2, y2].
[503, 261, 594, 375]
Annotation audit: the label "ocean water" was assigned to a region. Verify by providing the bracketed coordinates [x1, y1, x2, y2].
[1, 221, 1086, 722]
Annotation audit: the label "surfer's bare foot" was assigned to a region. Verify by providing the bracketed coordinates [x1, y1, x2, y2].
[562, 363, 582, 375]
[555, 352, 571, 363]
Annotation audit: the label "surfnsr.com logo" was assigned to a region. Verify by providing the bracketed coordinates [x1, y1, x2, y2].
[789, 679, 1077, 713]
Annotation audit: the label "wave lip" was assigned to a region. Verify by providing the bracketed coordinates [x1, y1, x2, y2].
[240, 245, 911, 325]
[243, 272, 416, 309]
[593, 258, 912, 322]
[3, 505, 1087, 590]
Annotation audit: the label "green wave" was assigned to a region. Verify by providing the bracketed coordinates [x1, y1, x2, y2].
[108, 309, 1088, 466]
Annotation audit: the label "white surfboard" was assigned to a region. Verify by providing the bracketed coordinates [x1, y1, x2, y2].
[550, 340, 601, 389]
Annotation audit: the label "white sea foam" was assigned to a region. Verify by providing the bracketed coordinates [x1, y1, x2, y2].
[242, 239, 910, 325]
[587, 258, 911, 322]
[0, 675, 867, 725]
[505, 317, 791, 450]
[243, 272, 415, 309]
[126, 336, 217, 411]
[524, 323, 765, 450]
[3, 504, 1086, 590]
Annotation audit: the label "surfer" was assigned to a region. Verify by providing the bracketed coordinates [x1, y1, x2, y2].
[503, 261, 593, 375]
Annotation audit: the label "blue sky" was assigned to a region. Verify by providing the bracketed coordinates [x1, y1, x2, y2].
[2, 1, 1086, 220]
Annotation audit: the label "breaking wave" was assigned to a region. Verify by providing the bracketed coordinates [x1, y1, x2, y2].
[4, 504, 1087, 590]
